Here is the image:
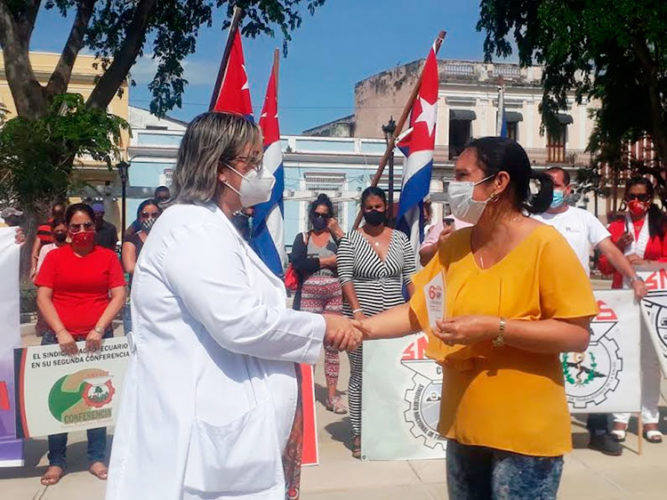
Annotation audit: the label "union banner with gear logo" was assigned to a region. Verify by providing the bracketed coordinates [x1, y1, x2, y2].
[361, 334, 447, 461]
[638, 267, 667, 376]
[13, 338, 130, 438]
[562, 289, 641, 413]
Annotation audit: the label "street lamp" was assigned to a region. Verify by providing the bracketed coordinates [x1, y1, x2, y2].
[117, 160, 130, 235]
[382, 117, 397, 226]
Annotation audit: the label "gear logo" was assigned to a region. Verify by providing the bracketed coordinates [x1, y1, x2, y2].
[400, 335, 447, 450]
[48, 368, 115, 424]
[641, 290, 667, 350]
[562, 301, 622, 409]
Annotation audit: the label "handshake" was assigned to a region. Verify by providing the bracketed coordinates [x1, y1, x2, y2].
[323, 314, 367, 352]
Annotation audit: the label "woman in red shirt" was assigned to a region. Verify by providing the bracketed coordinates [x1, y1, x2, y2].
[598, 177, 665, 444]
[35, 203, 126, 485]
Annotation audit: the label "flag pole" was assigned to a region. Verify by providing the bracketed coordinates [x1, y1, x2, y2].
[352, 30, 446, 230]
[273, 49, 280, 95]
[209, 6, 244, 111]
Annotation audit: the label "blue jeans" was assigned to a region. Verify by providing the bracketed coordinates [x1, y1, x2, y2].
[41, 330, 112, 468]
[446, 440, 563, 500]
[122, 303, 133, 335]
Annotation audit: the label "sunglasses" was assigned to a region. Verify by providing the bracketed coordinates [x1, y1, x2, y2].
[627, 193, 650, 202]
[313, 213, 331, 219]
[69, 222, 95, 233]
[140, 212, 160, 219]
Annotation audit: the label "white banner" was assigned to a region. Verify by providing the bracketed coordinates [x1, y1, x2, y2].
[14, 338, 130, 438]
[638, 268, 667, 377]
[362, 334, 446, 461]
[562, 289, 641, 413]
[362, 289, 643, 460]
[0, 227, 23, 466]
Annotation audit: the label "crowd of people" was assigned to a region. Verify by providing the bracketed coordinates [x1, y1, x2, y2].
[2, 110, 664, 499]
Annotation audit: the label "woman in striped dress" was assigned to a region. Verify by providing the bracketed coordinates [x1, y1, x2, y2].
[337, 186, 416, 458]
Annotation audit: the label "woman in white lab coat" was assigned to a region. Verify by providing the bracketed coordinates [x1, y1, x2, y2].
[106, 112, 361, 500]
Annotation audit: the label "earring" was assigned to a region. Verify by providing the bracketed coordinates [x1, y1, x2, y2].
[490, 192, 500, 202]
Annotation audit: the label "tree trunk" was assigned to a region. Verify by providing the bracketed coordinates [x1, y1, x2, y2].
[0, 1, 49, 119]
[86, 0, 158, 110]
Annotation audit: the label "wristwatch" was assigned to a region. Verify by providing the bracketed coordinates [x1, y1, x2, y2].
[492, 318, 506, 348]
[629, 275, 644, 285]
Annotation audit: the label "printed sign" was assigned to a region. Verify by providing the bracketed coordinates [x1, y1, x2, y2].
[562, 290, 640, 413]
[423, 272, 445, 328]
[362, 334, 446, 461]
[14, 338, 130, 438]
[638, 268, 667, 376]
[0, 228, 22, 466]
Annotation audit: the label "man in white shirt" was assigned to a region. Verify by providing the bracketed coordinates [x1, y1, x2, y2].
[534, 166, 647, 456]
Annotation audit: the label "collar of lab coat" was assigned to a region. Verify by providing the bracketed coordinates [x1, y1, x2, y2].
[213, 203, 287, 296]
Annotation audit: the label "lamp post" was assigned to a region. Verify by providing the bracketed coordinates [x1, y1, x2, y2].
[117, 161, 130, 234]
[382, 117, 397, 226]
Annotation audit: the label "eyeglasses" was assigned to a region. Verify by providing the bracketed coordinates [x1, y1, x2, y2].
[627, 193, 650, 202]
[233, 155, 263, 172]
[140, 212, 160, 220]
[69, 222, 95, 233]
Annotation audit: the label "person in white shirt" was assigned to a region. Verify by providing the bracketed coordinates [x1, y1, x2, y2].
[534, 166, 647, 457]
[106, 112, 362, 500]
[419, 213, 471, 266]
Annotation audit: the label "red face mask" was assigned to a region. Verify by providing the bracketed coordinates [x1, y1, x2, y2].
[70, 231, 95, 246]
[628, 199, 648, 218]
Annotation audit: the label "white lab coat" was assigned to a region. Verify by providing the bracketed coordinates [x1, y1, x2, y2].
[106, 203, 325, 500]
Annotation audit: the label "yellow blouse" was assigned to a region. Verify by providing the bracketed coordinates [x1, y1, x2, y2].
[409, 224, 598, 457]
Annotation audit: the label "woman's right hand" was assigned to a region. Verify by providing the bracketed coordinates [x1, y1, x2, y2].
[323, 314, 362, 352]
[56, 330, 78, 355]
[616, 232, 633, 251]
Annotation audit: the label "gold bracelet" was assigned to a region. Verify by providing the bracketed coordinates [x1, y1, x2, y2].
[492, 317, 506, 347]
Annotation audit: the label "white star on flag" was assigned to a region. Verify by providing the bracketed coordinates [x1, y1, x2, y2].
[241, 65, 249, 91]
[414, 96, 437, 137]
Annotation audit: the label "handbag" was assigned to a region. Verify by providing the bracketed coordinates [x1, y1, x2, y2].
[284, 232, 310, 291]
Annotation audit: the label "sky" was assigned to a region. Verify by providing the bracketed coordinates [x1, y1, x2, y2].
[28, 1, 504, 135]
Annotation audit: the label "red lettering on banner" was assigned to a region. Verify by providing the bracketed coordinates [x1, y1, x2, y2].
[643, 269, 667, 291]
[428, 285, 442, 301]
[402, 335, 429, 360]
[595, 300, 617, 321]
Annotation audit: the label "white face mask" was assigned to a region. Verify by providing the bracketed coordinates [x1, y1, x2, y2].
[447, 175, 494, 224]
[224, 164, 275, 207]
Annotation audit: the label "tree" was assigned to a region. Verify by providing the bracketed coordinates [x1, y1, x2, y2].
[0, 0, 325, 119]
[477, 1, 667, 167]
[0, 0, 325, 210]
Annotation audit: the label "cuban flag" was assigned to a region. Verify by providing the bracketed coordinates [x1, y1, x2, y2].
[211, 30, 253, 117]
[249, 62, 287, 276]
[396, 41, 439, 265]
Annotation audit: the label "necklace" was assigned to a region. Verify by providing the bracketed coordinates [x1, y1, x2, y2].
[374, 241, 380, 247]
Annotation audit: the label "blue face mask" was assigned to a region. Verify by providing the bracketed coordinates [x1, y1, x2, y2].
[551, 190, 565, 209]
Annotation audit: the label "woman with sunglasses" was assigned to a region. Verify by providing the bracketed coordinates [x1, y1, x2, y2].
[35, 203, 126, 485]
[286, 193, 345, 498]
[121, 199, 162, 334]
[599, 177, 666, 444]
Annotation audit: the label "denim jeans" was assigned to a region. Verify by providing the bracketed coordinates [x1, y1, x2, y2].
[122, 303, 133, 335]
[446, 440, 563, 500]
[41, 329, 112, 468]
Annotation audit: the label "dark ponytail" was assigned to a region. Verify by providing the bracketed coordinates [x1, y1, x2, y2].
[465, 137, 552, 214]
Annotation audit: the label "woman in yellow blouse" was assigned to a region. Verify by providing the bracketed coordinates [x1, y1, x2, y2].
[356, 137, 598, 499]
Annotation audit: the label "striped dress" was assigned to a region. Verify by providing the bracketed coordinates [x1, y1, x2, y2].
[337, 229, 416, 436]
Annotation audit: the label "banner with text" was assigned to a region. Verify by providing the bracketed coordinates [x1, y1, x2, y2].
[638, 268, 667, 377]
[362, 334, 447, 461]
[14, 338, 130, 438]
[562, 289, 641, 414]
[362, 290, 643, 460]
[0, 228, 22, 466]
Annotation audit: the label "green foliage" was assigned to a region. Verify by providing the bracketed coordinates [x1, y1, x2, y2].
[38, 0, 326, 116]
[477, 0, 667, 161]
[0, 94, 129, 211]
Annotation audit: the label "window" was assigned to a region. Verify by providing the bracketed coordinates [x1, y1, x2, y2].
[506, 122, 518, 141]
[304, 172, 346, 228]
[547, 125, 567, 163]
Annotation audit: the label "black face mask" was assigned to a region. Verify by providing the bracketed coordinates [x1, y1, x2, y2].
[311, 214, 328, 231]
[53, 232, 67, 243]
[363, 209, 386, 227]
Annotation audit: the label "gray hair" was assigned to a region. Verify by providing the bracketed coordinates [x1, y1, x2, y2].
[171, 112, 262, 204]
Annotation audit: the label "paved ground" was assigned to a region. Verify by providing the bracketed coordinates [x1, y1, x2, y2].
[2, 312, 666, 499]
